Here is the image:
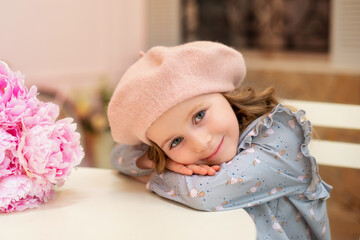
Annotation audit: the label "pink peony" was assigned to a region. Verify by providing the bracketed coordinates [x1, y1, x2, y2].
[22, 101, 59, 128]
[0, 61, 29, 104]
[18, 118, 84, 186]
[0, 128, 19, 178]
[0, 174, 54, 213]
[0, 60, 83, 213]
[0, 61, 38, 130]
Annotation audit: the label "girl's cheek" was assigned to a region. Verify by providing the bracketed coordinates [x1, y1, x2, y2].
[210, 117, 227, 131]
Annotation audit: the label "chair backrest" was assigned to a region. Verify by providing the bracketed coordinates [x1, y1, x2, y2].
[283, 99, 360, 169]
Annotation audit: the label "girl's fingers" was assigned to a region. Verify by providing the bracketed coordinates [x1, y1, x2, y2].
[166, 160, 193, 175]
[165, 160, 220, 176]
[211, 165, 221, 171]
[186, 165, 208, 175]
[187, 165, 218, 176]
[207, 167, 216, 176]
[198, 165, 216, 176]
[178, 165, 194, 175]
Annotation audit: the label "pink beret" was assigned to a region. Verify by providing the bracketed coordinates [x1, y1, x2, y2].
[108, 41, 246, 145]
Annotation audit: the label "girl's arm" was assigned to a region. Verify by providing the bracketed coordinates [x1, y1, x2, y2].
[110, 143, 153, 177]
[148, 145, 311, 211]
[110, 143, 219, 181]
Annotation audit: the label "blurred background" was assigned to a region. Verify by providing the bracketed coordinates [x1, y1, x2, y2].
[0, 0, 359, 239]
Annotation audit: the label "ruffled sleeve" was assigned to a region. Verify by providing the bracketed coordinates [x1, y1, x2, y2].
[238, 104, 331, 200]
[147, 104, 331, 211]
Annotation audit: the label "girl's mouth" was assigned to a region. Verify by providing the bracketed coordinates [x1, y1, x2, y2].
[205, 136, 224, 161]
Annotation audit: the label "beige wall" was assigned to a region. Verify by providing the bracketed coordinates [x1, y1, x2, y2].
[0, 0, 148, 91]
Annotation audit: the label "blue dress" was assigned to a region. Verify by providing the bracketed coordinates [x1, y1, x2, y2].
[111, 104, 332, 240]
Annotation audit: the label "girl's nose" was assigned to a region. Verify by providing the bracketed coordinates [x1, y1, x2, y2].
[189, 131, 212, 153]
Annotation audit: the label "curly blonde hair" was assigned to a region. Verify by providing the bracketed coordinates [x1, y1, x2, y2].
[146, 86, 279, 173]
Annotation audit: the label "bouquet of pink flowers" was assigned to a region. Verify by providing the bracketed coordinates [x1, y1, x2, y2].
[0, 61, 84, 213]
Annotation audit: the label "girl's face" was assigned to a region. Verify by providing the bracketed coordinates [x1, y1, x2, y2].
[146, 93, 240, 166]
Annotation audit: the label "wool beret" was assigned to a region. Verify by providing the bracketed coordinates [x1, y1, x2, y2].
[108, 41, 246, 145]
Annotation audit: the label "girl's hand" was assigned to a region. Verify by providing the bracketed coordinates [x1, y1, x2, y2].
[133, 153, 154, 184]
[166, 159, 220, 176]
[136, 153, 154, 170]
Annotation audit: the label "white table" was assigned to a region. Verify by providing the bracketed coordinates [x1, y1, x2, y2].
[0, 167, 257, 240]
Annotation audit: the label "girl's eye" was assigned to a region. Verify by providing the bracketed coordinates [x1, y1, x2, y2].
[170, 137, 183, 149]
[194, 110, 206, 124]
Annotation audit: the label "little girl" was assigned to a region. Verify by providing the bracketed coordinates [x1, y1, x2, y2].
[107, 41, 332, 239]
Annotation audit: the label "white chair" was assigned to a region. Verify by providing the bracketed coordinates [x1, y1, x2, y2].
[283, 99, 360, 169]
